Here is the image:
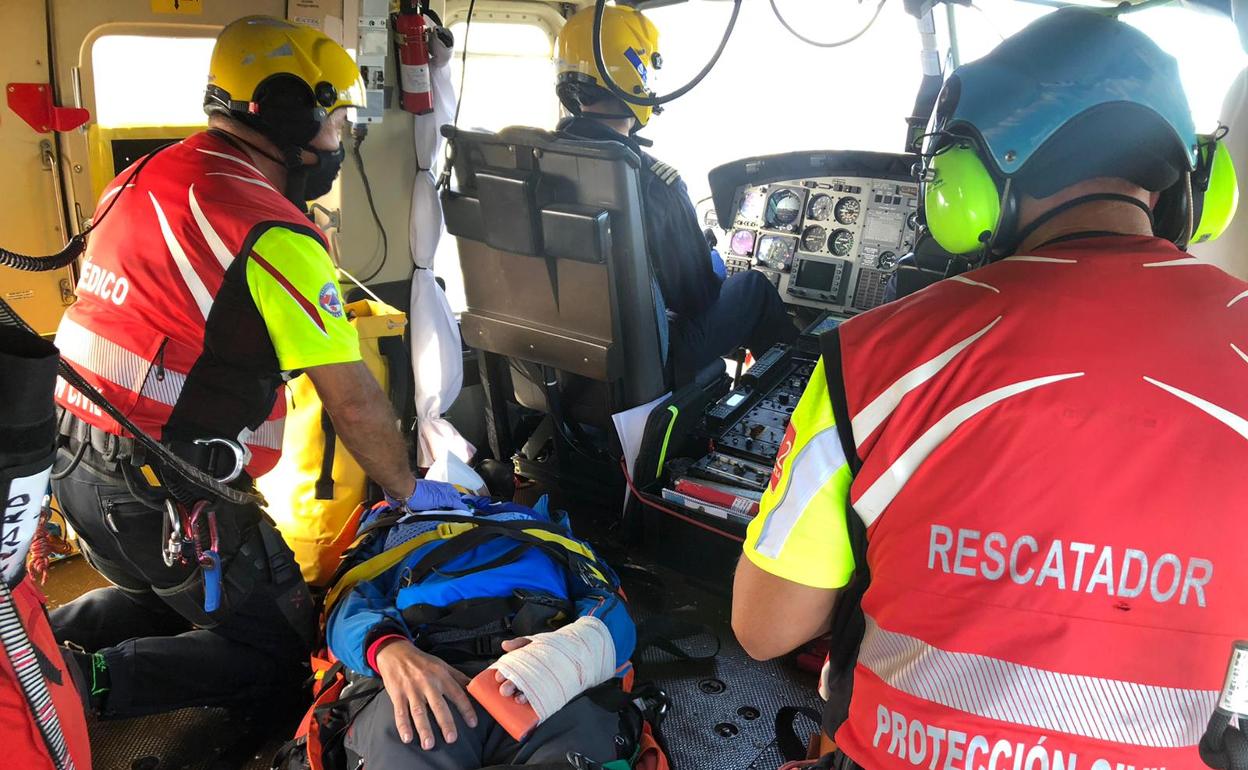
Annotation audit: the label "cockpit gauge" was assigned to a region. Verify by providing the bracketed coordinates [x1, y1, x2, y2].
[801, 225, 827, 253]
[738, 188, 767, 222]
[764, 190, 803, 231]
[757, 235, 797, 271]
[879, 251, 898, 270]
[834, 197, 861, 226]
[730, 229, 756, 256]
[829, 228, 854, 257]
[807, 194, 833, 222]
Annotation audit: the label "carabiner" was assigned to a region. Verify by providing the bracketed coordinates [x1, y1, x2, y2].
[161, 499, 183, 568]
[192, 437, 250, 484]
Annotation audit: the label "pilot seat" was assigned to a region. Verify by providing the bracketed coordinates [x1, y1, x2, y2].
[440, 125, 725, 495]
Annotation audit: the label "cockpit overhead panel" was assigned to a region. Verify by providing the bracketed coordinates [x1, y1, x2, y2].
[707, 150, 921, 317]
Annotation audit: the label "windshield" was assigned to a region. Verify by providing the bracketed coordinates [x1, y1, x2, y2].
[642, 0, 1247, 207]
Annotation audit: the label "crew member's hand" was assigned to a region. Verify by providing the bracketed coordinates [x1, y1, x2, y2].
[495, 636, 533, 704]
[374, 638, 477, 749]
[385, 479, 469, 513]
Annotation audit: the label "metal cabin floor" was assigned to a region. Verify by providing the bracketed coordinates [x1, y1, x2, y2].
[42, 519, 820, 770]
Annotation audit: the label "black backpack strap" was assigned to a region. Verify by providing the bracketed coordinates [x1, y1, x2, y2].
[316, 408, 336, 501]
[377, 333, 412, 421]
[399, 516, 613, 591]
[816, 328, 871, 738]
[775, 705, 823, 763]
[817, 328, 862, 476]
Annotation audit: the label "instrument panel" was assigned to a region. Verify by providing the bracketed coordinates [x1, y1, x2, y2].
[708, 151, 921, 317]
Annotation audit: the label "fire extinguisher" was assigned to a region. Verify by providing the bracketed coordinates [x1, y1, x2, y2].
[394, 2, 433, 115]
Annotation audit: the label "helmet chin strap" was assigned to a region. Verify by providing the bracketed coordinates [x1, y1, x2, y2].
[1009, 193, 1155, 253]
[209, 128, 303, 170]
[209, 128, 318, 207]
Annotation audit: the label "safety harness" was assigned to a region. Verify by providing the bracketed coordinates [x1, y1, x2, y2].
[816, 328, 871, 743]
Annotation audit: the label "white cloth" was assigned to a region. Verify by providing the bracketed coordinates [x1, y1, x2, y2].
[1, 466, 49, 584]
[424, 451, 488, 495]
[491, 615, 617, 722]
[410, 18, 474, 466]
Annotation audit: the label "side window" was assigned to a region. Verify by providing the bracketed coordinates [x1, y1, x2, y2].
[448, 21, 559, 131]
[91, 35, 216, 127]
[88, 34, 216, 201]
[439, 21, 558, 313]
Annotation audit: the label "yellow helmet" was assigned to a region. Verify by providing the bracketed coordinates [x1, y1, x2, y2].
[556, 5, 662, 130]
[205, 16, 365, 146]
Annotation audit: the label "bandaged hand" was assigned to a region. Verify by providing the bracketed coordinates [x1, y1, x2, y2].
[494, 637, 533, 704]
[489, 615, 617, 724]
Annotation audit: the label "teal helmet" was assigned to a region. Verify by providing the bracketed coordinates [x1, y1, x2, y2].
[920, 7, 1232, 255]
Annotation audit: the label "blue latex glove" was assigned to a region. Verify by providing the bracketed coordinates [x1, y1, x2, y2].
[385, 479, 470, 513]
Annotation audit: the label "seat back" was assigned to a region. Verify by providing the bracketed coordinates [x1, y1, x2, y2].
[441, 125, 667, 415]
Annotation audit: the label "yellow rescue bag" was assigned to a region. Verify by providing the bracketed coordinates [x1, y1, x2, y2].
[259, 299, 408, 587]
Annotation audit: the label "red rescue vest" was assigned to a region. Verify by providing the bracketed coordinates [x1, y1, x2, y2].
[830, 237, 1248, 770]
[0, 577, 92, 770]
[54, 131, 328, 477]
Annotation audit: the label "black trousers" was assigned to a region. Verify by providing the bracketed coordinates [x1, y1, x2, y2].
[50, 451, 314, 719]
[669, 270, 799, 387]
[344, 686, 625, 769]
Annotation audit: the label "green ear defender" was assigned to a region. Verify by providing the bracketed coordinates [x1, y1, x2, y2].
[923, 144, 1003, 256]
[1191, 137, 1238, 245]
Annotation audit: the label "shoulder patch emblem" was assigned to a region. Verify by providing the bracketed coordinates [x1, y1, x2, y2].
[318, 282, 344, 318]
[769, 422, 797, 493]
[650, 160, 681, 186]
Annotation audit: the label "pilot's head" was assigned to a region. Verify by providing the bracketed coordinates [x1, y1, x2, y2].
[921, 7, 1237, 257]
[555, 5, 663, 135]
[203, 16, 366, 203]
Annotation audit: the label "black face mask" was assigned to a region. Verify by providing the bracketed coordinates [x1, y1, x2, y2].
[286, 144, 345, 204]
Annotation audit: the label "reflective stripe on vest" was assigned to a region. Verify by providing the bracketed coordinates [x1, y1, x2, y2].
[56, 317, 188, 408]
[57, 316, 282, 470]
[0, 582, 76, 770]
[859, 615, 1217, 749]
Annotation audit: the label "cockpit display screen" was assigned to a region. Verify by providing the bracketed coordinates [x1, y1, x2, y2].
[793, 259, 845, 293]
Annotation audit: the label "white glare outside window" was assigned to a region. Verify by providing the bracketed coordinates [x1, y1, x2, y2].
[439, 22, 557, 313]
[951, 3, 1247, 132]
[448, 21, 558, 131]
[643, 0, 925, 207]
[92, 35, 216, 128]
